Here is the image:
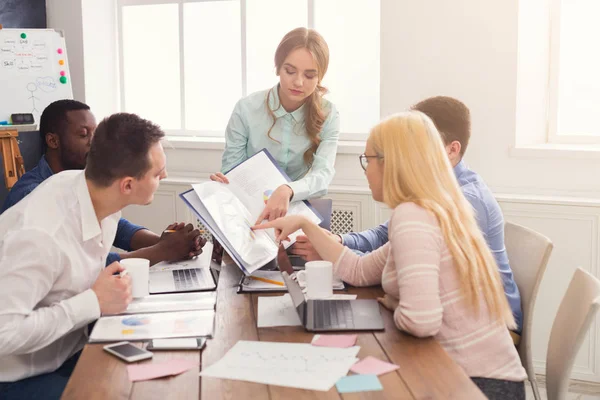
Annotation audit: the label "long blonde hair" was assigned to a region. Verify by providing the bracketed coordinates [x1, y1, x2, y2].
[266, 27, 330, 167]
[370, 111, 515, 328]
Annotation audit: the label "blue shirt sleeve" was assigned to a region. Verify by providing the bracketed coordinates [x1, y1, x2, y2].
[2, 182, 39, 213]
[106, 252, 121, 266]
[113, 218, 146, 252]
[341, 221, 389, 255]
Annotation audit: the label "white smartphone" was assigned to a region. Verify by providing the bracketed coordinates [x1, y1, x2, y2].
[103, 341, 153, 363]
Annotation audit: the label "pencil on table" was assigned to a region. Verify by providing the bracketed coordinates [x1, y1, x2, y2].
[249, 276, 285, 286]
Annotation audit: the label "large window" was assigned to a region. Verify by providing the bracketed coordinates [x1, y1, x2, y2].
[549, 0, 600, 143]
[118, 0, 380, 139]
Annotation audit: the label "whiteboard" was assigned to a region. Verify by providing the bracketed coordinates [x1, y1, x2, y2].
[0, 28, 74, 124]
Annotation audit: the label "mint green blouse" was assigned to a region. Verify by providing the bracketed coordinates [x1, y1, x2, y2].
[221, 85, 340, 201]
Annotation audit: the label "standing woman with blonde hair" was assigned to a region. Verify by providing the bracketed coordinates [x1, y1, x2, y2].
[211, 27, 340, 223]
[254, 112, 527, 399]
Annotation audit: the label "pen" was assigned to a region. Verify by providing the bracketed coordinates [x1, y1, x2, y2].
[249, 276, 285, 286]
[163, 229, 177, 233]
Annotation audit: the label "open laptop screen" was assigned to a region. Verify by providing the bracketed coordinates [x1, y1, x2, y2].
[281, 271, 306, 324]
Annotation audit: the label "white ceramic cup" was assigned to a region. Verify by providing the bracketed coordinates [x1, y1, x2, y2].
[120, 258, 150, 298]
[296, 260, 333, 299]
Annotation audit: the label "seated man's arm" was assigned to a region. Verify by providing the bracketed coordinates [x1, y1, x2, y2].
[113, 218, 152, 251]
[113, 222, 206, 266]
[0, 230, 100, 356]
[341, 221, 390, 255]
[2, 182, 39, 213]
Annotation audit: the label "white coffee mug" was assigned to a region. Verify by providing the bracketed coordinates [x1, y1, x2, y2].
[296, 260, 333, 299]
[120, 258, 150, 298]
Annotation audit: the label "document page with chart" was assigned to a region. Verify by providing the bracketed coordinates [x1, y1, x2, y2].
[180, 149, 323, 275]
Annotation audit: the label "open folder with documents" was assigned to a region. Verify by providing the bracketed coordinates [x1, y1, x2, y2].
[180, 149, 322, 275]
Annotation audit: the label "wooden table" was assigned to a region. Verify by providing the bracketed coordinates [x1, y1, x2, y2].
[62, 265, 485, 399]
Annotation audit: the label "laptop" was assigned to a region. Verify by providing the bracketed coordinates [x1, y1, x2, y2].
[149, 241, 217, 294]
[279, 251, 384, 331]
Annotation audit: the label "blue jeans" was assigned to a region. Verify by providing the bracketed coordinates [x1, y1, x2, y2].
[0, 350, 82, 400]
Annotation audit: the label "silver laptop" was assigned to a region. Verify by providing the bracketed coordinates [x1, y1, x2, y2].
[281, 271, 385, 332]
[149, 241, 217, 294]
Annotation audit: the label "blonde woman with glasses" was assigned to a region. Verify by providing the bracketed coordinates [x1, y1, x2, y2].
[253, 111, 527, 399]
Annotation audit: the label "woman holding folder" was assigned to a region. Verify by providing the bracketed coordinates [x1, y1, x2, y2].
[253, 112, 527, 400]
[210, 27, 340, 224]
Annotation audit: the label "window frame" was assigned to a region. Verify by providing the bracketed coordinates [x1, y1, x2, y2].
[547, 0, 600, 144]
[117, 0, 375, 141]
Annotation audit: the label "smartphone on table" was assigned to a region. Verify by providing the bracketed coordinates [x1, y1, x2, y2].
[147, 337, 206, 351]
[103, 341, 153, 363]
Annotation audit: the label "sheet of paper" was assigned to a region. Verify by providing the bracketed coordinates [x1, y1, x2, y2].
[127, 359, 198, 382]
[115, 292, 217, 315]
[312, 334, 358, 348]
[350, 356, 400, 376]
[193, 182, 277, 273]
[257, 294, 302, 328]
[89, 310, 215, 342]
[200, 340, 360, 391]
[335, 374, 383, 393]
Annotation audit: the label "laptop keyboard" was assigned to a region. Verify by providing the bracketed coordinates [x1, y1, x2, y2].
[314, 300, 353, 329]
[173, 268, 201, 290]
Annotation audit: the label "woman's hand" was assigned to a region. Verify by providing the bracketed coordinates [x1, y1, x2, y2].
[377, 294, 399, 311]
[252, 215, 308, 242]
[209, 172, 229, 184]
[255, 184, 294, 224]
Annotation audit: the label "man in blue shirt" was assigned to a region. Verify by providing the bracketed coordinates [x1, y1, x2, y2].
[292, 96, 523, 338]
[2, 100, 204, 265]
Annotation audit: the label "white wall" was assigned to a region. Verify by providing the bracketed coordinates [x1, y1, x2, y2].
[46, 0, 85, 101]
[46, 0, 118, 118]
[81, 0, 119, 120]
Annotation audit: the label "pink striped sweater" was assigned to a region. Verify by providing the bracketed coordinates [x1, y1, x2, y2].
[334, 202, 527, 381]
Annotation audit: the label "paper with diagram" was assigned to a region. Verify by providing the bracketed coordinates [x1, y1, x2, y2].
[199, 340, 360, 391]
[89, 310, 215, 342]
[180, 149, 322, 275]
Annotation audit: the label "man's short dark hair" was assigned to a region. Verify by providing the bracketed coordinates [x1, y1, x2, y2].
[85, 113, 165, 187]
[411, 96, 471, 156]
[39, 99, 91, 152]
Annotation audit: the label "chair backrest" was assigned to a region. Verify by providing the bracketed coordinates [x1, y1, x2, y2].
[504, 221, 553, 396]
[546, 268, 600, 400]
[0, 130, 43, 209]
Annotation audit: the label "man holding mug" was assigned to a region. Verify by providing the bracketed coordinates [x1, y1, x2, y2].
[0, 113, 168, 400]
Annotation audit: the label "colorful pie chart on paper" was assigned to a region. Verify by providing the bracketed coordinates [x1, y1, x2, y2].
[263, 189, 273, 204]
[122, 316, 151, 326]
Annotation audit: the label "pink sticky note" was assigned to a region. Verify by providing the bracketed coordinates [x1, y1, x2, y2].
[127, 359, 198, 382]
[350, 356, 399, 376]
[312, 334, 357, 348]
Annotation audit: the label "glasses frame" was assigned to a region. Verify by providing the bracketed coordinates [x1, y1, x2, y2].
[359, 153, 383, 171]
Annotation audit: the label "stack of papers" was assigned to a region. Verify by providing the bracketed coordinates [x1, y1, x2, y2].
[89, 310, 215, 342]
[115, 292, 217, 315]
[239, 270, 345, 293]
[200, 340, 360, 391]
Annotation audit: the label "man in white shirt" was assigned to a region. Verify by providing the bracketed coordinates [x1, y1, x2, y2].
[0, 113, 168, 400]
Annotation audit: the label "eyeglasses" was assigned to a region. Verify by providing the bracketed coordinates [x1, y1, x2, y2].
[359, 153, 383, 171]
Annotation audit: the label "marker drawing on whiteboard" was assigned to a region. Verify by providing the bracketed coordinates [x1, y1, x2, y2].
[26, 82, 39, 113]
